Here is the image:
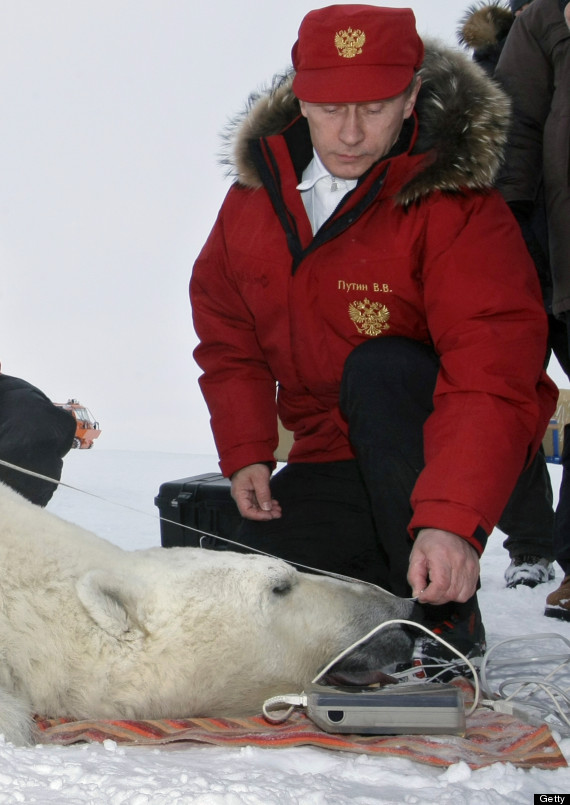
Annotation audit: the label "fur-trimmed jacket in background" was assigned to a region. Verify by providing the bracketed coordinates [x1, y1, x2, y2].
[190, 40, 557, 551]
[457, 1, 515, 74]
[458, 3, 553, 307]
[495, 0, 570, 318]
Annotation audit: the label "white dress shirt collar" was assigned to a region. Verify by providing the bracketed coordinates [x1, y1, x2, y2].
[297, 150, 358, 233]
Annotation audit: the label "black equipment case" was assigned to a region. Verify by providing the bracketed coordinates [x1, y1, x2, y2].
[154, 473, 241, 548]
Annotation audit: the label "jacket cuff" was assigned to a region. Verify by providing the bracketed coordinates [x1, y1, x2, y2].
[219, 444, 277, 479]
[409, 503, 489, 556]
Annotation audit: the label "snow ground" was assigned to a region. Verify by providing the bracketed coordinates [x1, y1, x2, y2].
[0, 448, 568, 804]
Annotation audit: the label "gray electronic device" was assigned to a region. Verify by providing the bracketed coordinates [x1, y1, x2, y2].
[304, 682, 466, 735]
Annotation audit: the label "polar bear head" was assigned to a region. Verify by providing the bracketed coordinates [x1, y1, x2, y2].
[75, 546, 417, 719]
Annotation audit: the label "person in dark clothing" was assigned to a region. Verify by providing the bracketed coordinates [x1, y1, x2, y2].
[511, 0, 535, 12]
[0, 370, 76, 506]
[457, 1, 515, 76]
[457, 0, 555, 590]
[458, 1, 537, 76]
[495, 0, 570, 619]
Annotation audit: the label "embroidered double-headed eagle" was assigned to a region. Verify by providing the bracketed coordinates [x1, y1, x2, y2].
[335, 28, 366, 59]
[349, 298, 390, 336]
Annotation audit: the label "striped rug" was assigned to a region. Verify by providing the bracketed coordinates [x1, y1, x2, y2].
[35, 680, 566, 770]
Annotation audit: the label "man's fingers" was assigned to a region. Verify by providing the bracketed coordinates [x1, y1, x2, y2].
[409, 529, 480, 605]
[230, 464, 282, 520]
[408, 554, 429, 598]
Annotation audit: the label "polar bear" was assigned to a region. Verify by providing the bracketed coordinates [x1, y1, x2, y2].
[0, 482, 416, 745]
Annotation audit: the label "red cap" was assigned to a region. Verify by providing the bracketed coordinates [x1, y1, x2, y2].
[291, 5, 424, 103]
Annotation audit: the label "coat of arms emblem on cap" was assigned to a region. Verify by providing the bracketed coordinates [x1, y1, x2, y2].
[334, 28, 366, 59]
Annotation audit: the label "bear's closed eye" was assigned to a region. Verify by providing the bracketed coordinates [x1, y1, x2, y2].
[272, 581, 293, 596]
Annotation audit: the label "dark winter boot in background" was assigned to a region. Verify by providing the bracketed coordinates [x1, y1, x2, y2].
[504, 555, 555, 588]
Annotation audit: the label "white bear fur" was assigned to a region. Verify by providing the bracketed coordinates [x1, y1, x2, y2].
[0, 482, 414, 745]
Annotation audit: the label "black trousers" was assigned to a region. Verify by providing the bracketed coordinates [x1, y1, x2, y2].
[498, 447, 554, 560]
[0, 375, 76, 506]
[236, 336, 552, 594]
[236, 338, 439, 596]
[497, 313, 562, 561]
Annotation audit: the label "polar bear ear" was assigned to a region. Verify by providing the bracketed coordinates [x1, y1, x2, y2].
[76, 569, 148, 641]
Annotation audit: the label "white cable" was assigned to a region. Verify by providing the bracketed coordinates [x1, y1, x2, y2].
[480, 633, 570, 697]
[262, 694, 307, 723]
[200, 532, 416, 599]
[262, 619, 480, 725]
[478, 633, 570, 733]
[0, 458, 415, 601]
[480, 632, 570, 693]
[311, 618, 480, 715]
[0, 458, 163, 519]
[497, 679, 570, 728]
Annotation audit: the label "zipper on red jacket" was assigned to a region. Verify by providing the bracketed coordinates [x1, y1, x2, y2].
[249, 137, 390, 275]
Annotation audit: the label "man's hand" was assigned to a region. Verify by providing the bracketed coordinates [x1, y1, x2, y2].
[408, 528, 480, 605]
[231, 464, 282, 520]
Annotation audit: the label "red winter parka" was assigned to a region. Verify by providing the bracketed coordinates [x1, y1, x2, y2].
[191, 41, 557, 553]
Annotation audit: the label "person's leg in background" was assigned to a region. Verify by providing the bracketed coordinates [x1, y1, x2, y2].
[497, 310, 568, 589]
[499, 448, 555, 588]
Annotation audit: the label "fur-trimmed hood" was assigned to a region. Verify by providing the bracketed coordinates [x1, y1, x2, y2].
[221, 39, 511, 206]
[457, 2, 514, 51]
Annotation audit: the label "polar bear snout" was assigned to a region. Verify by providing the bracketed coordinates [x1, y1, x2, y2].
[323, 588, 420, 682]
